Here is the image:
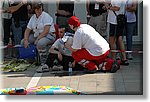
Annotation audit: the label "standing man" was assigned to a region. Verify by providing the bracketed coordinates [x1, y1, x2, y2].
[86, 0, 108, 39]
[125, 0, 137, 60]
[7, 0, 31, 45]
[1, 0, 12, 46]
[65, 16, 110, 72]
[55, 0, 74, 33]
[106, 0, 129, 65]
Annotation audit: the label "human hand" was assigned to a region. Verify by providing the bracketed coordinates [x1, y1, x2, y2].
[34, 39, 39, 45]
[6, 8, 12, 13]
[24, 40, 29, 48]
[72, 60, 76, 68]
[102, 6, 107, 10]
[58, 52, 63, 61]
[125, 6, 132, 12]
[64, 43, 71, 50]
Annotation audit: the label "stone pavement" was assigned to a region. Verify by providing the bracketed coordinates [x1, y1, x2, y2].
[0, 45, 143, 95]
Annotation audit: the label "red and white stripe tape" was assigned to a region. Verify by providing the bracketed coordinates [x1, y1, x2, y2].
[0, 44, 22, 49]
[111, 50, 143, 54]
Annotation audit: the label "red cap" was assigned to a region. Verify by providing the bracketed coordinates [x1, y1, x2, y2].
[68, 16, 81, 27]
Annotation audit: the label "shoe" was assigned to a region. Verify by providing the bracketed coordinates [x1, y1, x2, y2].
[84, 68, 97, 74]
[127, 53, 133, 60]
[36, 64, 50, 73]
[52, 65, 63, 71]
[111, 61, 120, 73]
[120, 60, 129, 66]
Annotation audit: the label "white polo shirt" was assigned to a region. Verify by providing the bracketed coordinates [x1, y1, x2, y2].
[72, 24, 110, 56]
[27, 11, 55, 34]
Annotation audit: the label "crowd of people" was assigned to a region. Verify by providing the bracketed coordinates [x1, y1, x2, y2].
[1, 0, 137, 73]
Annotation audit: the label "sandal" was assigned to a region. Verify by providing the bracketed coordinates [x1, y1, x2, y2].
[36, 64, 50, 73]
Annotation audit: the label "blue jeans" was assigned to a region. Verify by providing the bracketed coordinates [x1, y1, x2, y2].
[11, 19, 28, 45]
[126, 22, 136, 51]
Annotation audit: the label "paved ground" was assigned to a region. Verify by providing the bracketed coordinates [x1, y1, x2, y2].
[0, 45, 143, 95]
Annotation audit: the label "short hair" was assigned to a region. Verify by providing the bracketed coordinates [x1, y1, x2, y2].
[58, 25, 66, 32]
[32, 2, 43, 10]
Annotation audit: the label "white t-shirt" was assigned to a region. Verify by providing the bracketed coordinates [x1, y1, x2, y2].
[72, 24, 110, 56]
[107, 0, 127, 25]
[52, 35, 73, 56]
[27, 11, 55, 35]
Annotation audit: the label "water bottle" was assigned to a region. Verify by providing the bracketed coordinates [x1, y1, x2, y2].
[68, 62, 72, 76]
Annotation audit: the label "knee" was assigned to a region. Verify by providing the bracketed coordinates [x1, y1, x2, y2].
[37, 40, 47, 49]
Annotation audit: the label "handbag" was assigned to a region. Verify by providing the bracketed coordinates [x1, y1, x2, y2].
[113, 11, 127, 27]
[16, 44, 38, 59]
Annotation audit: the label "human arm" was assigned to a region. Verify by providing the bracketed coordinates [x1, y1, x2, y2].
[24, 28, 31, 48]
[57, 10, 72, 16]
[6, 1, 27, 13]
[49, 46, 63, 61]
[36, 25, 50, 40]
[0, 10, 6, 13]
[108, 5, 120, 11]
[56, 0, 72, 16]
[86, 0, 90, 15]
[34, 25, 50, 45]
[126, 2, 137, 12]
[105, 1, 120, 11]
[65, 31, 82, 52]
[64, 43, 79, 52]
[56, 0, 60, 10]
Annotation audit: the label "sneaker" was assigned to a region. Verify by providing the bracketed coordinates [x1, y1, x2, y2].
[127, 53, 133, 60]
[52, 65, 63, 71]
[120, 60, 129, 66]
[36, 64, 50, 73]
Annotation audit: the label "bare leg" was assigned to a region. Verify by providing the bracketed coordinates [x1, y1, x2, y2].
[117, 36, 127, 60]
[109, 36, 116, 60]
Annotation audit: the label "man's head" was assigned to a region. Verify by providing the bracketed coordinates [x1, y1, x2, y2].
[68, 16, 81, 30]
[58, 25, 66, 38]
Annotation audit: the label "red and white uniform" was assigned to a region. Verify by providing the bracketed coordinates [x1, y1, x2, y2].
[72, 24, 110, 70]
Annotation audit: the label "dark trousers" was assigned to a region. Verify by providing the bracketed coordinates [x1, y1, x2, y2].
[3, 19, 12, 45]
[45, 53, 84, 71]
[45, 53, 74, 70]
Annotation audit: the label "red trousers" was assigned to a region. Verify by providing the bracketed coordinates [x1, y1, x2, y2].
[72, 48, 110, 70]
